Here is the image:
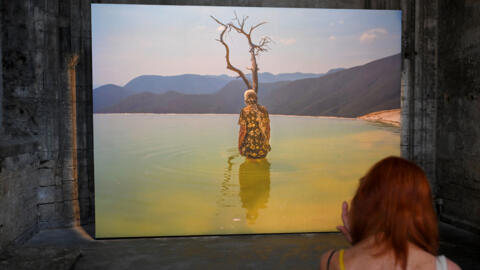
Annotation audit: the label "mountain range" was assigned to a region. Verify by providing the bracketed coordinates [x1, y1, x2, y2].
[93, 84, 134, 112]
[93, 54, 400, 117]
[93, 70, 344, 110]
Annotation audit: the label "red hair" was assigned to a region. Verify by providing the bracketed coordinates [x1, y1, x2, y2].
[350, 156, 438, 269]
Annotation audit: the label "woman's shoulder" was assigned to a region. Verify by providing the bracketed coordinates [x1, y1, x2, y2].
[258, 104, 269, 113]
[319, 248, 339, 270]
[408, 247, 462, 270]
[444, 257, 461, 270]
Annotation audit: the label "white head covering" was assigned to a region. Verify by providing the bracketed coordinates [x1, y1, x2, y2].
[244, 89, 256, 100]
[244, 89, 257, 105]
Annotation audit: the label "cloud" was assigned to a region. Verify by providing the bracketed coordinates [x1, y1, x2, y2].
[328, 35, 336, 41]
[217, 25, 226, 31]
[359, 28, 388, 43]
[279, 38, 296, 45]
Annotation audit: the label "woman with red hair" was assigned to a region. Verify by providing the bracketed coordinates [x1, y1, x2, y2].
[320, 156, 461, 270]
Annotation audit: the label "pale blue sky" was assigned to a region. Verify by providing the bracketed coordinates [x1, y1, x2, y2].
[92, 4, 401, 87]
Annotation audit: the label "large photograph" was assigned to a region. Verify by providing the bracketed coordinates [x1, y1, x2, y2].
[92, 4, 402, 238]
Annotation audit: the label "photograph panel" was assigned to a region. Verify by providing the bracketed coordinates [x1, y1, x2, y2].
[92, 4, 402, 238]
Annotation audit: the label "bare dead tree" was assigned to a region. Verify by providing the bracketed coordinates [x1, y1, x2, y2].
[211, 12, 272, 94]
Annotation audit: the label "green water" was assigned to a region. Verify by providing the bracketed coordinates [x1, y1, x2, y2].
[94, 114, 400, 238]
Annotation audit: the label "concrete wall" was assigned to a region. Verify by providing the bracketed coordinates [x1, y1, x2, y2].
[436, 0, 480, 233]
[399, 0, 439, 193]
[1, 0, 479, 253]
[0, 0, 94, 252]
[92, 0, 400, 9]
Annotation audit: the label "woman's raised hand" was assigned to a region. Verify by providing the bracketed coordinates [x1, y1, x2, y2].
[336, 201, 353, 244]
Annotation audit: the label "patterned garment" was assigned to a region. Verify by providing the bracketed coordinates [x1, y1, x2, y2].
[238, 104, 271, 159]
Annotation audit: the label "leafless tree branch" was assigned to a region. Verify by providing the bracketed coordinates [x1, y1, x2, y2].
[211, 13, 272, 94]
[211, 15, 252, 90]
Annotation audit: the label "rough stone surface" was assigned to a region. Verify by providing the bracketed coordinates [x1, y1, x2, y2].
[92, 0, 401, 9]
[0, 246, 81, 270]
[0, 0, 94, 252]
[400, 0, 439, 192]
[1, 224, 478, 270]
[436, 0, 480, 233]
[0, 152, 40, 252]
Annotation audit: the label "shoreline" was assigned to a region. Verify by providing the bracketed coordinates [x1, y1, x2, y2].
[357, 109, 401, 127]
[93, 112, 358, 120]
[93, 111, 401, 126]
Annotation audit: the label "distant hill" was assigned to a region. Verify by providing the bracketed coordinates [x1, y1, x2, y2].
[93, 84, 134, 113]
[262, 54, 401, 117]
[100, 80, 290, 114]
[246, 72, 325, 83]
[122, 72, 325, 95]
[93, 72, 329, 111]
[124, 74, 234, 95]
[325, 68, 346, 75]
[98, 54, 400, 117]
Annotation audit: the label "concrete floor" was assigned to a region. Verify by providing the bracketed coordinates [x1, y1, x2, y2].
[0, 223, 479, 270]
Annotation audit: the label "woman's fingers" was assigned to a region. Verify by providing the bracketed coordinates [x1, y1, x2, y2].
[336, 225, 353, 244]
[338, 201, 352, 244]
[341, 201, 350, 231]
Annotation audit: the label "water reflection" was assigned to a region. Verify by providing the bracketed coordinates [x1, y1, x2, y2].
[217, 151, 239, 209]
[238, 159, 271, 224]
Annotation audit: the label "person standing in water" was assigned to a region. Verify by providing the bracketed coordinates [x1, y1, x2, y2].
[238, 89, 271, 159]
